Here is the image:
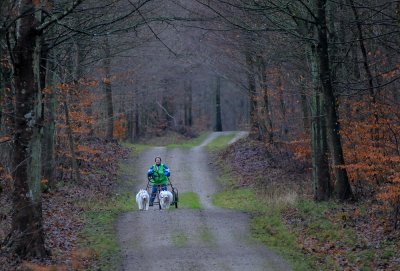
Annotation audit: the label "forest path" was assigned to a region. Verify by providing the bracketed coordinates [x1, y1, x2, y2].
[117, 132, 291, 271]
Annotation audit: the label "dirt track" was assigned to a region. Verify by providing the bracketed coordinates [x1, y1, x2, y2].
[117, 132, 292, 271]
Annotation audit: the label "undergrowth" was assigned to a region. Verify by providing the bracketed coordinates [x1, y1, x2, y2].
[212, 139, 400, 270]
[213, 186, 316, 271]
[78, 192, 135, 270]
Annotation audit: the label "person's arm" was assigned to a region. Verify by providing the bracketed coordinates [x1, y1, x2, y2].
[163, 165, 170, 177]
[147, 166, 153, 177]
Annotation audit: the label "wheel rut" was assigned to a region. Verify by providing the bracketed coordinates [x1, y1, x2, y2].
[117, 132, 292, 271]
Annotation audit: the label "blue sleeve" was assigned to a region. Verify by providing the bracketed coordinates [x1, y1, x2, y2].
[147, 166, 153, 177]
[163, 165, 170, 177]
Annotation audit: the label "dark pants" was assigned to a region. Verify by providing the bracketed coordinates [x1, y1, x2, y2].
[150, 184, 167, 204]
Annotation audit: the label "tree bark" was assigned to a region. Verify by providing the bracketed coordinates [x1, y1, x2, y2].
[300, 80, 311, 133]
[64, 98, 81, 183]
[6, 0, 47, 258]
[103, 37, 114, 140]
[246, 51, 259, 139]
[43, 52, 57, 188]
[316, 0, 353, 201]
[309, 45, 332, 201]
[184, 80, 193, 127]
[257, 55, 273, 143]
[215, 76, 222, 131]
[277, 67, 288, 139]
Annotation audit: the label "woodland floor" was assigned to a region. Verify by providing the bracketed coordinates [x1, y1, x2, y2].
[0, 138, 129, 270]
[218, 138, 400, 270]
[1, 133, 399, 270]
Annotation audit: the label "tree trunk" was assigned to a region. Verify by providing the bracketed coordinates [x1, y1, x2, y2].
[6, 0, 47, 257]
[277, 67, 288, 139]
[184, 80, 193, 127]
[349, 0, 375, 102]
[309, 45, 332, 201]
[0, 46, 13, 134]
[316, 0, 353, 201]
[103, 37, 114, 140]
[257, 55, 273, 143]
[215, 76, 222, 131]
[134, 102, 140, 140]
[300, 80, 311, 133]
[64, 98, 81, 183]
[127, 109, 133, 142]
[349, 0, 379, 143]
[43, 52, 57, 188]
[246, 51, 259, 139]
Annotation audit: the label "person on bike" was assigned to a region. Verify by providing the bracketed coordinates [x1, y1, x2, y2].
[147, 156, 170, 206]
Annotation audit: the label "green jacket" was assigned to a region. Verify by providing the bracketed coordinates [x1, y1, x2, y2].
[149, 164, 169, 185]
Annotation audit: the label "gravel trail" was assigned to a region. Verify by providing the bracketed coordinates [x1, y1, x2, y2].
[117, 132, 292, 271]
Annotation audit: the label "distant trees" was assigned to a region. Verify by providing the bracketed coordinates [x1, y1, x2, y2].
[196, 0, 400, 210]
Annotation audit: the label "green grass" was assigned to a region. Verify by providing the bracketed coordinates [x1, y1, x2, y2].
[122, 132, 209, 152]
[212, 154, 318, 271]
[178, 192, 202, 209]
[205, 133, 236, 151]
[212, 165, 391, 271]
[166, 132, 209, 148]
[213, 188, 316, 271]
[78, 192, 135, 270]
[122, 142, 150, 156]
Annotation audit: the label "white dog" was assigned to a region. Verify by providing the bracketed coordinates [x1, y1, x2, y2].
[136, 189, 150, 211]
[159, 191, 173, 210]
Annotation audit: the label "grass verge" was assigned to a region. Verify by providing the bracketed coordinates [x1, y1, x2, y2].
[122, 132, 209, 152]
[213, 187, 316, 271]
[166, 132, 209, 148]
[205, 133, 236, 151]
[178, 192, 202, 209]
[211, 151, 393, 270]
[122, 142, 150, 156]
[78, 192, 135, 270]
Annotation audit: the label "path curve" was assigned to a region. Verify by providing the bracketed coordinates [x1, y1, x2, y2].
[117, 132, 291, 271]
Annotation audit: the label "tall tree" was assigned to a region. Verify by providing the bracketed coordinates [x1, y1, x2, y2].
[316, 0, 353, 200]
[5, 0, 47, 257]
[103, 36, 114, 140]
[215, 75, 222, 131]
